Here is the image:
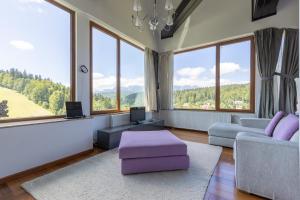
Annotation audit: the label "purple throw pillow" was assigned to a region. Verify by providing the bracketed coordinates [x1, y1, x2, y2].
[273, 114, 299, 141]
[264, 111, 285, 136]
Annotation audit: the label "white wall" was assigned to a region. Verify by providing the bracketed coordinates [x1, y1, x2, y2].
[159, 110, 256, 131]
[0, 119, 93, 178]
[158, 0, 299, 52]
[0, 111, 153, 179]
[76, 13, 91, 116]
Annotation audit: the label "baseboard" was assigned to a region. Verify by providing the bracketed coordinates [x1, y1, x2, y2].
[0, 149, 94, 184]
[166, 126, 208, 134]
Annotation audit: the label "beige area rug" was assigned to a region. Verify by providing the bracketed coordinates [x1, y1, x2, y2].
[22, 141, 222, 200]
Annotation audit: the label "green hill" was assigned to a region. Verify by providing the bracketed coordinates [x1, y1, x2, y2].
[0, 87, 52, 119]
[123, 92, 144, 105]
[174, 84, 250, 110]
[0, 68, 69, 116]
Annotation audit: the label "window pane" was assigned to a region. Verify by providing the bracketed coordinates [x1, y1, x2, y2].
[220, 41, 251, 110]
[92, 28, 117, 111]
[120, 41, 144, 110]
[0, 0, 71, 120]
[173, 47, 216, 110]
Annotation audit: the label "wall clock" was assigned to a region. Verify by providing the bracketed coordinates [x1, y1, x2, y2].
[80, 65, 88, 73]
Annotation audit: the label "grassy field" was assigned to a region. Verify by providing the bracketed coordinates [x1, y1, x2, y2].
[0, 87, 53, 119]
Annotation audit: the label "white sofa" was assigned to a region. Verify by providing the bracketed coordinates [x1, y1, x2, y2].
[234, 131, 299, 200]
[209, 118, 299, 199]
[208, 118, 271, 148]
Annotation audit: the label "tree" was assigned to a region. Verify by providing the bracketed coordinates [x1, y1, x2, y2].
[0, 69, 71, 116]
[49, 91, 65, 115]
[0, 100, 9, 118]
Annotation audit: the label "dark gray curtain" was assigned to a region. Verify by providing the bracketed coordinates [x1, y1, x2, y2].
[279, 29, 299, 114]
[152, 50, 160, 112]
[255, 28, 283, 118]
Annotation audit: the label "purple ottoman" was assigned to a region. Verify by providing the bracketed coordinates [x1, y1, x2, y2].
[118, 130, 189, 175]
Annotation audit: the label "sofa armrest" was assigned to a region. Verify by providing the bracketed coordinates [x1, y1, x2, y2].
[239, 118, 271, 129]
[235, 134, 299, 199]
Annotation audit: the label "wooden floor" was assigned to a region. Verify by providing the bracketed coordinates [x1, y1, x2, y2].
[0, 128, 266, 200]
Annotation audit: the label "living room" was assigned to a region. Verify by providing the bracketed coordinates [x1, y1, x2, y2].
[0, 0, 299, 200]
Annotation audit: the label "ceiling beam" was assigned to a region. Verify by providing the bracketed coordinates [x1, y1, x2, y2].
[161, 0, 203, 39]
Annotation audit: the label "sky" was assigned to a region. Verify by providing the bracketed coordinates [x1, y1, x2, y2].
[92, 28, 144, 93]
[174, 41, 251, 91]
[0, 0, 71, 86]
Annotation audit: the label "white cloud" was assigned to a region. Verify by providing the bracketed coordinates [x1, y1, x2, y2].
[175, 66, 211, 88]
[37, 7, 45, 13]
[93, 73, 115, 91]
[220, 79, 249, 86]
[211, 62, 241, 75]
[121, 77, 144, 88]
[93, 73, 144, 92]
[174, 78, 215, 88]
[174, 77, 249, 89]
[10, 40, 34, 50]
[174, 63, 248, 89]
[176, 67, 206, 79]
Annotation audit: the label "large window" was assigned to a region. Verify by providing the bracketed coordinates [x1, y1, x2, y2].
[220, 40, 253, 110]
[174, 47, 216, 110]
[173, 37, 255, 112]
[0, 0, 75, 121]
[120, 41, 145, 110]
[92, 27, 118, 111]
[90, 22, 145, 114]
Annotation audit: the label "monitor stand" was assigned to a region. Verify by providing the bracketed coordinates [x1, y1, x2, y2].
[97, 119, 165, 150]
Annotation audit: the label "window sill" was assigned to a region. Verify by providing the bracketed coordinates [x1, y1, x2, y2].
[168, 109, 255, 114]
[0, 117, 93, 129]
[91, 111, 130, 116]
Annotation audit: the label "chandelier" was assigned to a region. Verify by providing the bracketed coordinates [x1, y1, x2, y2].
[132, 0, 175, 32]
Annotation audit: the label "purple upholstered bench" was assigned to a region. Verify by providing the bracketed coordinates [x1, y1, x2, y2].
[118, 130, 189, 175]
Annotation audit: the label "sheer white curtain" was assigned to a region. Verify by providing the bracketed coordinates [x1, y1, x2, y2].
[159, 51, 174, 110]
[273, 32, 285, 113]
[144, 48, 157, 111]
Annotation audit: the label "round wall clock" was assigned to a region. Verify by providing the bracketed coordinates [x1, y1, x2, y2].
[80, 65, 88, 73]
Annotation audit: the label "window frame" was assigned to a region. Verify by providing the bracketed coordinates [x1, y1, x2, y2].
[0, 0, 76, 123]
[89, 21, 144, 115]
[173, 36, 255, 113]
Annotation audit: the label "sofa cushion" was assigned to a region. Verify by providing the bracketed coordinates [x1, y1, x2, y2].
[239, 118, 271, 129]
[209, 136, 235, 148]
[290, 130, 299, 143]
[273, 114, 299, 141]
[208, 123, 265, 139]
[264, 111, 285, 136]
[237, 132, 271, 139]
[119, 130, 187, 159]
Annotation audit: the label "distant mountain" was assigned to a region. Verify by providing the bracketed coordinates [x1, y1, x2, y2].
[174, 85, 198, 91]
[94, 86, 144, 97]
[123, 92, 144, 106]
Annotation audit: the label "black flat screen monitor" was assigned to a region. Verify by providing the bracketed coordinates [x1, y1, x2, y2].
[65, 102, 83, 119]
[130, 107, 145, 123]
